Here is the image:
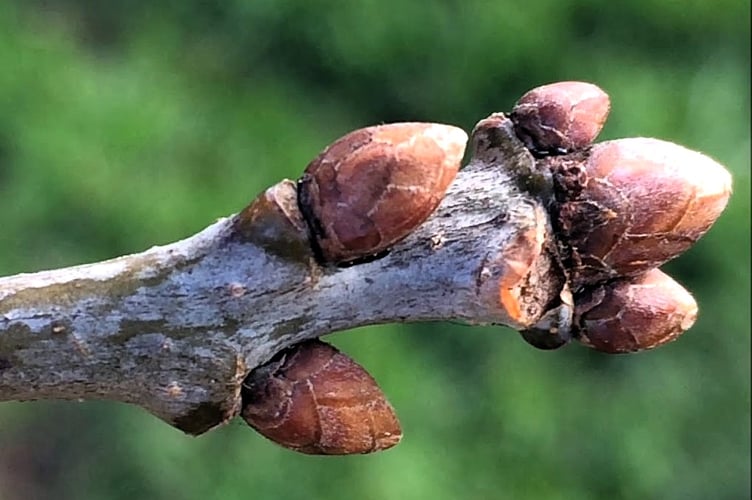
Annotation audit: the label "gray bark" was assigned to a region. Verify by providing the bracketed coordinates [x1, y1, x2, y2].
[0, 115, 564, 435]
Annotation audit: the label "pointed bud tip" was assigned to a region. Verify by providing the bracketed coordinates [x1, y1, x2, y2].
[419, 123, 469, 161]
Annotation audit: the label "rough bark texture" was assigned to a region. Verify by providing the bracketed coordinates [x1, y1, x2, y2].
[0, 115, 564, 435]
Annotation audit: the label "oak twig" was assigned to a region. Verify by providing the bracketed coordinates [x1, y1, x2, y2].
[0, 116, 563, 435]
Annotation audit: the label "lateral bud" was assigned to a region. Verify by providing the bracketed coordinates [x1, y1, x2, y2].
[233, 180, 312, 262]
[297, 122, 467, 265]
[574, 269, 698, 353]
[511, 81, 610, 156]
[241, 339, 402, 455]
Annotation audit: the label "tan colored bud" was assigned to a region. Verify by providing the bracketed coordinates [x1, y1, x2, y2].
[550, 138, 732, 285]
[511, 81, 610, 156]
[298, 123, 467, 265]
[575, 269, 698, 353]
[241, 339, 402, 455]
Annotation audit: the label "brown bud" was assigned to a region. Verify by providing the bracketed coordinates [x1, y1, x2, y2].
[575, 269, 698, 353]
[510, 81, 610, 156]
[241, 339, 402, 455]
[550, 138, 732, 285]
[233, 180, 312, 261]
[298, 123, 467, 265]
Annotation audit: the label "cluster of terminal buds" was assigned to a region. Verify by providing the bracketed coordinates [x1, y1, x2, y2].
[511, 83, 730, 352]
[238, 82, 731, 455]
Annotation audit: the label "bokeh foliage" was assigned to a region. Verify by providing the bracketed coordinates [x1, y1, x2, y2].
[0, 1, 749, 499]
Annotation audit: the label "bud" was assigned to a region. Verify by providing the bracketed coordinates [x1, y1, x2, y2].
[298, 123, 467, 265]
[549, 138, 732, 285]
[510, 81, 610, 156]
[233, 180, 311, 262]
[575, 269, 698, 353]
[241, 339, 402, 455]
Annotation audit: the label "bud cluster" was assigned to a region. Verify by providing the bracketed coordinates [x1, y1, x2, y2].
[510, 81, 731, 353]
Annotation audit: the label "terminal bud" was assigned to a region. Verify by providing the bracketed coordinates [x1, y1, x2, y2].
[549, 138, 732, 285]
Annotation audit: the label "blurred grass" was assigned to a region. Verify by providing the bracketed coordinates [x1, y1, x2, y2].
[0, 1, 749, 499]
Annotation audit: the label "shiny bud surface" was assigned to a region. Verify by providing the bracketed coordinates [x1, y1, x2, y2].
[550, 138, 732, 285]
[575, 269, 698, 353]
[511, 81, 610, 156]
[298, 123, 467, 265]
[242, 339, 402, 455]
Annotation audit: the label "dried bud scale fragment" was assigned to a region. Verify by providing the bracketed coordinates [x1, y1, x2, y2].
[241, 339, 401, 455]
[548, 138, 732, 286]
[575, 269, 698, 353]
[511, 81, 610, 156]
[298, 123, 467, 265]
[519, 285, 574, 350]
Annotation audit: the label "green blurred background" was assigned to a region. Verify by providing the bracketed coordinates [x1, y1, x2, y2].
[0, 1, 749, 499]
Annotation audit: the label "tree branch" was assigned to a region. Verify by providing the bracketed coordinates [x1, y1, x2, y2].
[0, 115, 563, 434]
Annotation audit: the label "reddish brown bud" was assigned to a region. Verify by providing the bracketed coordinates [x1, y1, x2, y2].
[575, 269, 698, 353]
[241, 339, 401, 455]
[550, 138, 732, 285]
[511, 81, 610, 156]
[298, 123, 467, 265]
